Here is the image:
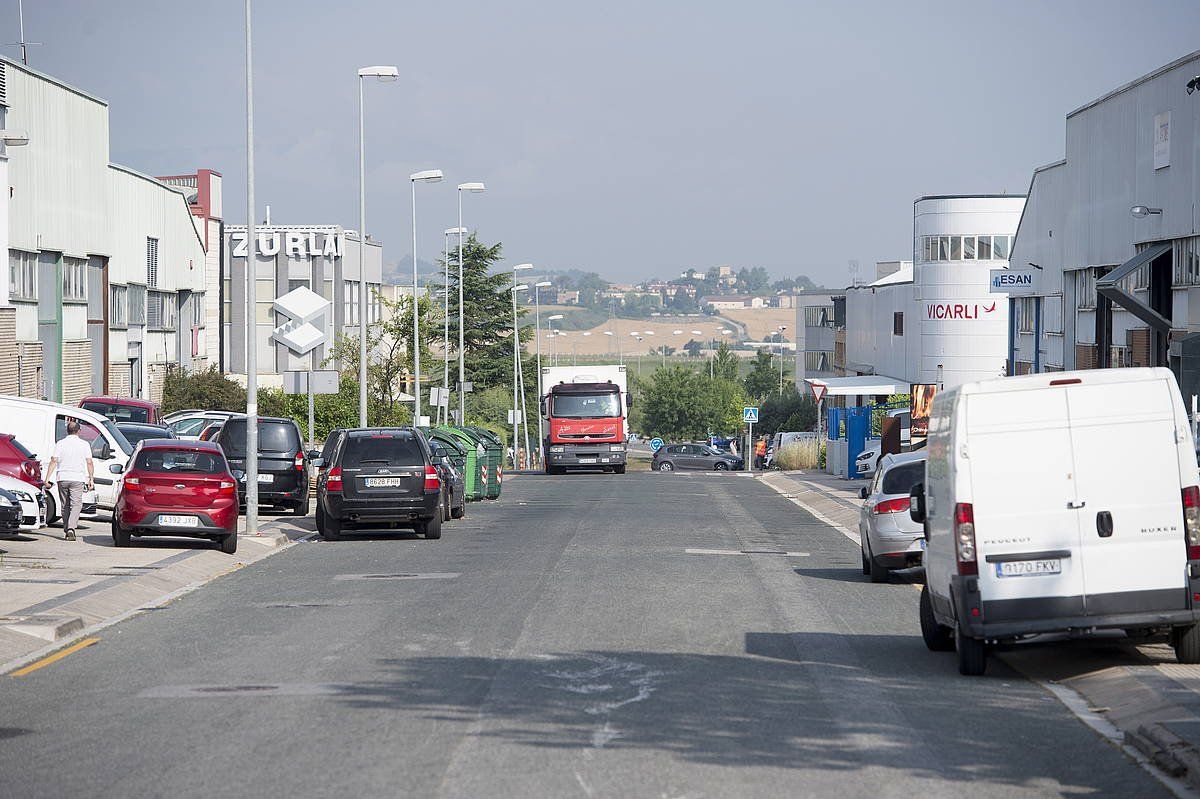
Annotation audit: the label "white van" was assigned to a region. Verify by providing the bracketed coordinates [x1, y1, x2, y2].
[0, 395, 133, 520]
[910, 368, 1200, 675]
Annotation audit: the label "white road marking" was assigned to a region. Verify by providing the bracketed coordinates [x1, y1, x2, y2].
[685, 548, 810, 557]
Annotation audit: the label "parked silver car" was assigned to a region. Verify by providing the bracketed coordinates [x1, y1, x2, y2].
[859, 451, 926, 582]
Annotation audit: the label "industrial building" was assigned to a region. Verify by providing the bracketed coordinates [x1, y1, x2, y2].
[1008, 51, 1200, 393]
[0, 55, 210, 404]
[792, 290, 839, 381]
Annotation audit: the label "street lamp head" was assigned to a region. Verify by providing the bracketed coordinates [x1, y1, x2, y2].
[691, 330, 703, 335]
[672, 329, 683, 335]
[444, 226, 468, 235]
[458, 182, 486, 193]
[411, 169, 444, 183]
[514, 284, 529, 292]
[358, 65, 399, 80]
[513, 263, 534, 271]
[535, 281, 553, 288]
[0, 130, 30, 147]
[1130, 205, 1163, 218]
[603, 331, 614, 336]
[547, 314, 564, 321]
[720, 328, 733, 334]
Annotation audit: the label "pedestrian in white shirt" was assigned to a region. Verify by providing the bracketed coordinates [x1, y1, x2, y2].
[45, 421, 94, 541]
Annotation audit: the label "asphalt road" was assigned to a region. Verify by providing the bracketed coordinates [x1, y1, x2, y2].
[0, 473, 1170, 798]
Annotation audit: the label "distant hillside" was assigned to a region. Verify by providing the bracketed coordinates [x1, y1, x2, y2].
[385, 254, 441, 285]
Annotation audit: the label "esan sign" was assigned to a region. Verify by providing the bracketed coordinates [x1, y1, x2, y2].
[988, 268, 1039, 296]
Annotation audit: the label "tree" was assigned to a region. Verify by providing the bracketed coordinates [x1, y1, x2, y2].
[683, 339, 703, 358]
[759, 391, 817, 435]
[743, 349, 778, 401]
[736, 266, 771, 293]
[639, 368, 748, 440]
[257, 378, 363, 442]
[161, 366, 245, 415]
[702, 377, 750, 436]
[711, 341, 740, 382]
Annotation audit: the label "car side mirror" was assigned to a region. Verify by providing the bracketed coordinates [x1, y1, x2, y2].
[306, 449, 320, 460]
[312, 457, 324, 468]
[93, 439, 112, 460]
[859, 486, 868, 500]
[108, 463, 123, 474]
[909, 482, 927, 528]
[540, 398, 548, 418]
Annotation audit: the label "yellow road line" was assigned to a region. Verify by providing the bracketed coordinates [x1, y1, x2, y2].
[9, 637, 100, 677]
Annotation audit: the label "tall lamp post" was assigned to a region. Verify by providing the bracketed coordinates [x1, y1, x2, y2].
[511, 264, 533, 465]
[409, 169, 444, 426]
[777, 324, 789, 394]
[356, 65, 399, 427]
[244, 0, 260, 534]
[547, 315, 563, 366]
[603, 330, 617, 362]
[533, 281, 552, 465]
[457, 182, 486, 424]
[442, 227, 466, 423]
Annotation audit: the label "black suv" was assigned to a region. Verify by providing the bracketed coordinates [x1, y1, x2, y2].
[210, 416, 313, 516]
[315, 427, 445, 540]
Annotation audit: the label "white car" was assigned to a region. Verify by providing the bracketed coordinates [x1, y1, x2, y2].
[854, 409, 912, 476]
[859, 451, 927, 582]
[164, 410, 237, 441]
[912, 367, 1200, 676]
[0, 473, 45, 531]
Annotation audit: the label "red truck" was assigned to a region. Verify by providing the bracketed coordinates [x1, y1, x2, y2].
[540, 365, 630, 474]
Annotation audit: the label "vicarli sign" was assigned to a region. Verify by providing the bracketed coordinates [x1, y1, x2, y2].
[925, 302, 998, 321]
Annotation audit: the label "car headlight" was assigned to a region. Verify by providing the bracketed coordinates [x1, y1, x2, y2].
[549, 446, 564, 453]
[609, 445, 625, 452]
[0, 496, 12, 507]
[13, 491, 31, 502]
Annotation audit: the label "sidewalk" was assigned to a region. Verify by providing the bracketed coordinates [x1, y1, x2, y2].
[759, 468, 1200, 793]
[0, 513, 312, 672]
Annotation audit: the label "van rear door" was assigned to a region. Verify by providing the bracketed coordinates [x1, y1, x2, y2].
[1065, 377, 1187, 616]
[966, 388, 1086, 618]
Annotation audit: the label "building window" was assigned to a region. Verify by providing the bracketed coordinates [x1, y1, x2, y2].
[963, 236, 976, 260]
[110, 285, 129, 328]
[369, 283, 381, 324]
[977, 235, 992, 260]
[893, 311, 904, 336]
[8, 249, 37, 301]
[63, 257, 87, 303]
[192, 292, 205, 326]
[343, 279, 359, 325]
[1075, 269, 1097, 310]
[147, 290, 177, 330]
[1017, 297, 1036, 333]
[993, 235, 1010, 260]
[146, 237, 159, 287]
[920, 234, 1012, 262]
[129, 284, 147, 326]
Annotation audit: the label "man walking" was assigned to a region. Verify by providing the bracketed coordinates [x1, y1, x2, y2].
[45, 421, 94, 541]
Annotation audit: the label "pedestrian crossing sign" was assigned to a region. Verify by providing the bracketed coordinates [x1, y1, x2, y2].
[743, 406, 759, 423]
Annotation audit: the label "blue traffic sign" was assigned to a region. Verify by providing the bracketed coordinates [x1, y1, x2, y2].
[649, 437, 664, 452]
[743, 407, 759, 424]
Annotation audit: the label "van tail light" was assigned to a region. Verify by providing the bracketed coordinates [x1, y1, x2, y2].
[1183, 486, 1200, 560]
[954, 502, 978, 575]
[424, 465, 441, 492]
[873, 497, 911, 515]
[294, 451, 305, 471]
[124, 475, 142, 493]
[326, 467, 343, 492]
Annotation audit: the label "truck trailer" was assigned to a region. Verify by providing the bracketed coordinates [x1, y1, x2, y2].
[540, 365, 630, 474]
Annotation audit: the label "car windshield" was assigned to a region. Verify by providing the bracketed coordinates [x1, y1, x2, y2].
[881, 462, 924, 495]
[82, 401, 149, 424]
[551, 392, 621, 419]
[342, 434, 424, 468]
[219, 420, 300, 457]
[135, 449, 225, 474]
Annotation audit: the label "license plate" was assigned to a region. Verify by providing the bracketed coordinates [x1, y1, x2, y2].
[365, 477, 405, 488]
[239, 473, 274, 484]
[996, 559, 1061, 577]
[578, 458, 597, 464]
[160, 515, 200, 528]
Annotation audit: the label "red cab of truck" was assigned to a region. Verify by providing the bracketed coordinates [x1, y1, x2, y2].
[541, 365, 630, 475]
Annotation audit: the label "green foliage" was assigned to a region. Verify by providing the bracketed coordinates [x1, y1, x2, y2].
[711, 341, 740, 383]
[638, 367, 748, 440]
[758, 391, 818, 435]
[736, 266, 771, 293]
[161, 366, 245, 415]
[257, 378, 364, 442]
[743, 349, 779, 401]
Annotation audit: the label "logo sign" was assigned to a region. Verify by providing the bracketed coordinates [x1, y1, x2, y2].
[271, 286, 330, 356]
[232, 229, 343, 259]
[989, 269, 1039, 296]
[743, 406, 759, 424]
[925, 301, 997, 321]
[649, 437, 664, 452]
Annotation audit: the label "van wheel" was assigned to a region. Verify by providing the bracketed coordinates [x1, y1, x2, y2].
[955, 624, 988, 675]
[920, 586, 955, 651]
[1174, 625, 1200, 664]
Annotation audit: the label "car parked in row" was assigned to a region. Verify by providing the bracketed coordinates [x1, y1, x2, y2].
[209, 416, 313, 516]
[653, 443, 744, 472]
[315, 427, 444, 540]
[0, 473, 45, 531]
[859, 451, 926, 583]
[110, 440, 239, 554]
[117, 422, 177, 447]
[0, 487, 22, 535]
[164, 409, 237, 440]
[79, 396, 161, 425]
[0, 432, 43, 491]
[429, 439, 466, 521]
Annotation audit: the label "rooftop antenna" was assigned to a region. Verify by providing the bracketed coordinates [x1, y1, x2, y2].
[848, 258, 860, 287]
[13, 0, 39, 65]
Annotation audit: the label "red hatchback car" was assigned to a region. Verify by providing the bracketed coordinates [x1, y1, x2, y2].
[111, 440, 239, 554]
[0, 434, 43, 489]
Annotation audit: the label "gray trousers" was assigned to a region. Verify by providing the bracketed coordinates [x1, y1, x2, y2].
[57, 480, 85, 531]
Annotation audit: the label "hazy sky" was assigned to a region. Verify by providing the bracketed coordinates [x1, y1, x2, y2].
[10, 1, 1200, 286]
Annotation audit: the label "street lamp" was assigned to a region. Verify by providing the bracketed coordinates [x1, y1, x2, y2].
[547, 314, 564, 367]
[576, 331, 592, 366]
[533, 280, 552, 465]
[777, 325, 789, 394]
[442, 226, 468, 424]
[356, 65, 399, 427]
[0, 130, 30, 147]
[457, 182, 486, 424]
[244, 0, 261, 534]
[410, 168, 444, 425]
[603, 330, 617, 362]
[511, 265, 533, 465]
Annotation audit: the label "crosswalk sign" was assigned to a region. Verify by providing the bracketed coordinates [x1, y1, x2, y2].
[743, 406, 759, 423]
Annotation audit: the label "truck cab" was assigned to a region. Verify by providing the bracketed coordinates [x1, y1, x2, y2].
[541, 366, 630, 474]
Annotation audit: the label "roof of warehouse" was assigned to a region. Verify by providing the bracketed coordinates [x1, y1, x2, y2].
[804, 375, 910, 397]
[1068, 49, 1200, 119]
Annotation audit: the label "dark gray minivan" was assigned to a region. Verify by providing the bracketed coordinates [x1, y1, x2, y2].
[210, 416, 313, 516]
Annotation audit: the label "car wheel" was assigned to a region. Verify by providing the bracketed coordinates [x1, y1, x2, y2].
[613, 465, 626, 475]
[219, 532, 238, 554]
[292, 494, 309, 517]
[110, 516, 130, 548]
[1174, 625, 1200, 664]
[866, 539, 889, 583]
[45, 493, 58, 526]
[714, 462, 728, 471]
[423, 513, 442, 540]
[443, 493, 452, 522]
[860, 544, 870, 575]
[317, 505, 340, 541]
[451, 503, 465, 519]
[657, 462, 674, 472]
[919, 586, 955, 651]
[955, 623, 987, 675]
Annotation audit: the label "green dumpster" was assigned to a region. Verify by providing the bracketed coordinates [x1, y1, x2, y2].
[437, 426, 484, 501]
[465, 426, 505, 500]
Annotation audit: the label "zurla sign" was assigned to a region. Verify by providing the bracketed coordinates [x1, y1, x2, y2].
[989, 268, 1039, 296]
[231, 229, 343, 259]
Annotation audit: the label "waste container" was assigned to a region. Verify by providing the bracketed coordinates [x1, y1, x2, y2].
[465, 426, 505, 500]
[437, 426, 484, 501]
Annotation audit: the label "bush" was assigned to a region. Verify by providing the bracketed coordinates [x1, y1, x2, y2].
[161, 366, 246, 415]
[773, 439, 822, 471]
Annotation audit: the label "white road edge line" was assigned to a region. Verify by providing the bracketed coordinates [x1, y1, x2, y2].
[758, 475, 861, 546]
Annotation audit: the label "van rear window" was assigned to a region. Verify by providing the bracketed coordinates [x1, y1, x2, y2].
[220, 420, 300, 456]
[881, 462, 924, 495]
[342, 435, 424, 468]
